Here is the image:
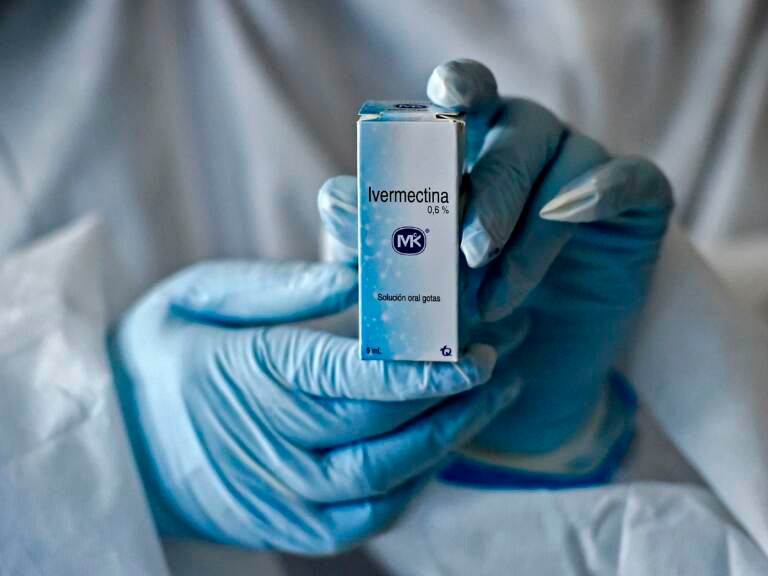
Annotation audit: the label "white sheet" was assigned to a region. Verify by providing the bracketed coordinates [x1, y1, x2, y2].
[0, 218, 169, 576]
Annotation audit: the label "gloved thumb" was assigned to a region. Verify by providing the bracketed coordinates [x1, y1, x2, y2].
[318, 175, 358, 263]
[426, 59, 502, 167]
[167, 260, 358, 325]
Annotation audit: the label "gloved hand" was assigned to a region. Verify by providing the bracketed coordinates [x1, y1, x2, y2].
[318, 59, 673, 485]
[110, 260, 519, 553]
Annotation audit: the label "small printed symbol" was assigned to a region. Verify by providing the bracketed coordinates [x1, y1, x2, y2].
[367, 346, 382, 355]
[392, 226, 427, 255]
[425, 228, 430, 234]
[440, 345, 453, 357]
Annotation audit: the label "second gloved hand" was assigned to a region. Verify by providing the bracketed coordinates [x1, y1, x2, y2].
[110, 260, 517, 553]
[319, 59, 673, 485]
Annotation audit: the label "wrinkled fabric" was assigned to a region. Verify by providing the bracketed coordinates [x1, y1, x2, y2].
[369, 481, 768, 576]
[0, 217, 169, 575]
[628, 225, 768, 554]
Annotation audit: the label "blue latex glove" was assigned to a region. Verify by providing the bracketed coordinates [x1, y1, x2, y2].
[318, 59, 673, 485]
[110, 260, 519, 553]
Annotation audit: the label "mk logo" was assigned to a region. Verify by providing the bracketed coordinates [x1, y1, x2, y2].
[392, 227, 426, 255]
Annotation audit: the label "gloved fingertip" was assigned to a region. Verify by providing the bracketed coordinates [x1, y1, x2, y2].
[465, 343, 498, 382]
[318, 175, 358, 247]
[318, 175, 357, 205]
[427, 59, 499, 112]
[318, 176, 357, 219]
[538, 177, 601, 223]
[540, 157, 675, 224]
[461, 220, 503, 268]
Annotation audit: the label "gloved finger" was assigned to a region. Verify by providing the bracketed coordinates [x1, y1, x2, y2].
[317, 174, 358, 259]
[462, 98, 566, 268]
[212, 480, 422, 553]
[167, 260, 358, 325]
[183, 385, 427, 554]
[253, 376, 440, 449]
[538, 155, 674, 227]
[254, 326, 497, 400]
[312, 475, 428, 554]
[279, 375, 522, 502]
[469, 308, 531, 358]
[426, 59, 502, 167]
[324, 233, 358, 266]
[478, 131, 610, 321]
